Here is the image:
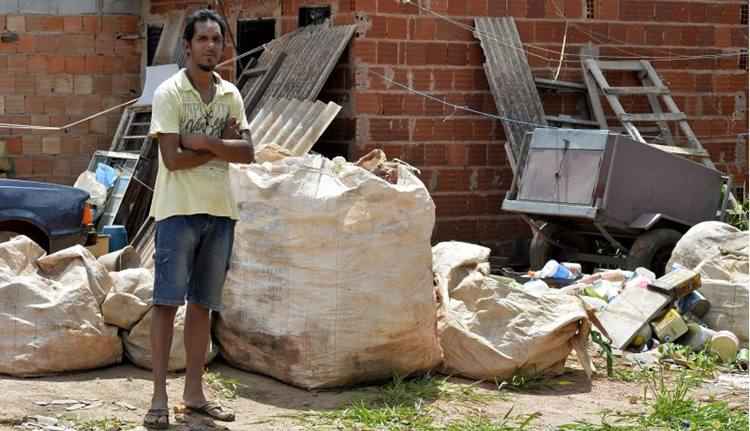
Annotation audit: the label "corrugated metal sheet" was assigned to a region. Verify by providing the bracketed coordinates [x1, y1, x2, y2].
[474, 17, 547, 163]
[250, 98, 342, 156]
[241, 23, 356, 118]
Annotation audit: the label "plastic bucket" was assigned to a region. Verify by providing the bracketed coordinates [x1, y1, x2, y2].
[101, 225, 128, 253]
[710, 331, 739, 363]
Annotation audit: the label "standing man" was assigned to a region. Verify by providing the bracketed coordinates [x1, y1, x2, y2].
[144, 9, 253, 429]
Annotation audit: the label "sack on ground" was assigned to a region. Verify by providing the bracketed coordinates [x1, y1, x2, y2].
[433, 241, 592, 381]
[215, 155, 442, 389]
[102, 268, 153, 330]
[123, 305, 218, 371]
[0, 236, 122, 376]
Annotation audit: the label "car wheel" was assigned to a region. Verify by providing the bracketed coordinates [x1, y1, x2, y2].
[627, 228, 683, 276]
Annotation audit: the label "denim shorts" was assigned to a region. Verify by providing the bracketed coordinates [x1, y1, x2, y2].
[153, 214, 235, 311]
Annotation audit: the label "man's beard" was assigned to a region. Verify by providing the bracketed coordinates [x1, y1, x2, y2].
[198, 63, 215, 72]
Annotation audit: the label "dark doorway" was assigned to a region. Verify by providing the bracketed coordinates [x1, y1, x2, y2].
[236, 19, 276, 79]
[146, 24, 164, 66]
[299, 6, 331, 27]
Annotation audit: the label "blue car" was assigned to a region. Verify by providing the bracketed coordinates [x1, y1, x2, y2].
[0, 179, 96, 252]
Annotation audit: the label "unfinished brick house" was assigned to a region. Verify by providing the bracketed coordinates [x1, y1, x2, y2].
[0, 0, 747, 254]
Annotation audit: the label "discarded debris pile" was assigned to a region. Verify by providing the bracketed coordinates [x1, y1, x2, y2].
[433, 241, 593, 381]
[0, 236, 122, 377]
[522, 221, 748, 368]
[215, 153, 441, 389]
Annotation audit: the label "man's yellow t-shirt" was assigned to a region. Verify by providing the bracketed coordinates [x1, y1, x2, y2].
[148, 69, 250, 221]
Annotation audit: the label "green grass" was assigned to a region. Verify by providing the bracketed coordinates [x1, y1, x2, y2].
[306, 374, 536, 431]
[205, 369, 244, 400]
[60, 416, 132, 431]
[559, 368, 749, 431]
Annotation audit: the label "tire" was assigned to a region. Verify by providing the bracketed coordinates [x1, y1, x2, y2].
[627, 228, 683, 276]
[529, 224, 591, 271]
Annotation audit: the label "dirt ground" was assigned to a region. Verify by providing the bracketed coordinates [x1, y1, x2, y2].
[1, 356, 747, 431]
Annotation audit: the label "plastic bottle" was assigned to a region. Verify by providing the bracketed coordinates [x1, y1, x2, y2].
[537, 260, 574, 279]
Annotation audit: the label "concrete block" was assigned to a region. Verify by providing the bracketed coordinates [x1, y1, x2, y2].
[19, 0, 56, 14]
[102, 0, 141, 15]
[58, 0, 98, 14]
[0, 1, 19, 14]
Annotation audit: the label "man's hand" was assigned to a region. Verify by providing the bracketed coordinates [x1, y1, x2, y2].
[222, 117, 242, 140]
[181, 135, 210, 152]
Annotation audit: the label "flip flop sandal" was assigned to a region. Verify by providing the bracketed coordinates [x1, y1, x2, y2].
[186, 400, 235, 422]
[143, 408, 170, 429]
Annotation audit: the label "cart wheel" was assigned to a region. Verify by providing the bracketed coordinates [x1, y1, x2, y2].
[627, 228, 683, 276]
[529, 224, 591, 271]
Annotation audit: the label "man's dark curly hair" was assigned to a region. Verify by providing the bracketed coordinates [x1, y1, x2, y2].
[183, 9, 227, 43]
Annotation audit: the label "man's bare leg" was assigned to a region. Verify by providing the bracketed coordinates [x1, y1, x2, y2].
[150, 305, 178, 411]
[183, 302, 210, 407]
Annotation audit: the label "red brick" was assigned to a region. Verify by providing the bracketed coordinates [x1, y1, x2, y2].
[381, 94, 403, 115]
[527, 0, 545, 18]
[411, 18, 436, 40]
[355, 0, 377, 13]
[118, 16, 140, 33]
[425, 43, 447, 65]
[25, 95, 45, 115]
[355, 92, 381, 114]
[101, 16, 119, 34]
[6, 137, 23, 155]
[403, 94, 424, 115]
[688, 4, 707, 23]
[435, 19, 473, 42]
[369, 118, 409, 141]
[16, 34, 35, 53]
[81, 16, 98, 33]
[45, 96, 66, 114]
[446, 143, 467, 165]
[453, 69, 475, 90]
[386, 16, 408, 39]
[425, 96, 445, 115]
[34, 34, 62, 54]
[467, 144, 487, 165]
[437, 169, 471, 191]
[488, 1, 508, 16]
[64, 56, 86, 74]
[411, 69, 432, 90]
[377, 0, 416, 14]
[466, 0, 488, 16]
[414, 119, 434, 141]
[32, 158, 53, 175]
[377, 41, 399, 64]
[405, 43, 427, 65]
[48, 16, 65, 32]
[433, 69, 453, 90]
[13, 157, 33, 176]
[352, 40, 377, 63]
[445, 43, 466, 66]
[7, 55, 27, 72]
[425, 144, 448, 164]
[26, 16, 45, 32]
[63, 16, 82, 33]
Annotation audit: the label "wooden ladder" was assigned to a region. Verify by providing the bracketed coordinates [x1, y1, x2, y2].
[581, 47, 710, 159]
[581, 46, 738, 211]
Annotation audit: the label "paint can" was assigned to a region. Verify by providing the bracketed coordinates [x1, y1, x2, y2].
[710, 331, 739, 363]
[678, 291, 711, 318]
[680, 323, 716, 352]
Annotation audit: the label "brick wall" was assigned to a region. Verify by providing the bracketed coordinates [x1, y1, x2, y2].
[7, 0, 748, 254]
[0, 13, 142, 184]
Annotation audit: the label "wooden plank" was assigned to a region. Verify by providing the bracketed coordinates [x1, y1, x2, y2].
[475, 17, 547, 164]
[593, 60, 645, 71]
[646, 143, 710, 158]
[535, 78, 587, 92]
[596, 283, 672, 349]
[620, 112, 687, 122]
[638, 66, 675, 145]
[545, 115, 600, 127]
[604, 86, 670, 96]
[580, 45, 608, 130]
[152, 10, 186, 66]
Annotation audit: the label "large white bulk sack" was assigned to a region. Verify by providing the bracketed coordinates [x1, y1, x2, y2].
[215, 155, 441, 389]
[102, 268, 153, 330]
[433, 241, 592, 381]
[122, 305, 218, 371]
[669, 222, 748, 344]
[0, 236, 122, 376]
